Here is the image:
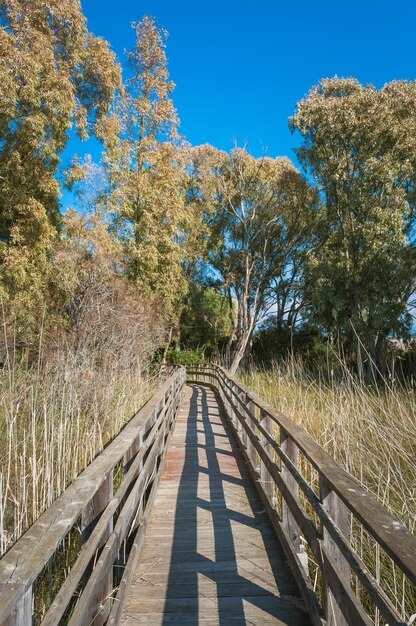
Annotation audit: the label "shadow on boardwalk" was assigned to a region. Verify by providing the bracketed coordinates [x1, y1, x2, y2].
[160, 385, 309, 625]
[121, 384, 310, 625]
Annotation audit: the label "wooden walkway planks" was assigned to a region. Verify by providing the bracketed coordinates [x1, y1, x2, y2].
[120, 384, 311, 626]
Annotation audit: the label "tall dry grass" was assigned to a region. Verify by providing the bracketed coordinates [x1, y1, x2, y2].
[0, 348, 156, 555]
[241, 358, 416, 622]
[0, 285, 167, 555]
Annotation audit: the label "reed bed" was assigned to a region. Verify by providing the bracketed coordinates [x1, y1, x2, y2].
[0, 346, 157, 556]
[241, 359, 416, 623]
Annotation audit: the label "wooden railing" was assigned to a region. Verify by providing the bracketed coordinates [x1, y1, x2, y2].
[188, 365, 416, 626]
[0, 366, 186, 626]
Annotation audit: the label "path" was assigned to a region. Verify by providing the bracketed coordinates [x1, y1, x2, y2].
[120, 384, 311, 626]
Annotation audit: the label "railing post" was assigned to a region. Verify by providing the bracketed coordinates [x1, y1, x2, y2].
[246, 399, 257, 470]
[225, 380, 234, 426]
[232, 383, 240, 430]
[4, 587, 32, 625]
[124, 432, 143, 477]
[319, 477, 350, 626]
[280, 428, 308, 575]
[218, 370, 225, 405]
[237, 389, 246, 443]
[81, 471, 113, 624]
[116, 430, 144, 580]
[259, 409, 274, 504]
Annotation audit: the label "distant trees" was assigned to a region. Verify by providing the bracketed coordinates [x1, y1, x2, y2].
[51, 209, 166, 361]
[191, 146, 318, 373]
[184, 78, 416, 375]
[291, 77, 416, 376]
[179, 285, 231, 356]
[1, 5, 415, 379]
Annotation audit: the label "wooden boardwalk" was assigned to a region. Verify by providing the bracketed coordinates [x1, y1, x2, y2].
[120, 384, 311, 626]
[1, 367, 415, 625]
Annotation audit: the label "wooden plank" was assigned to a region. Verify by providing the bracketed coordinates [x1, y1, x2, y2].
[41, 386, 178, 626]
[320, 477, 350, 626]
[42, 499, 119, 626]
[210, 366, 416, 584]
[209, 368, 409, 626]
[68, 416, 174, 626]
[280, 430, 306, 574]
[0, 368, 185, 624]
[3, 587, 32, 626]
[108, 394, 179, 625]
[219, 379, 405, 626]
[120, 384, 311, 626]
[260, 409, 274, 504]
[218, 388, 324, 626]
[246, 399, 258, 469]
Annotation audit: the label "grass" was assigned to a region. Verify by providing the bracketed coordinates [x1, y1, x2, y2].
[241, 358, 416, 623]
[0, 344, 157, 556]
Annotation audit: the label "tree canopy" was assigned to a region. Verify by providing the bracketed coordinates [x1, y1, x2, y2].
[1, 8, 415, 378]
[189, 146, 319, 372]
[0, 0, 121, 336]
[290, 77, 416, 375]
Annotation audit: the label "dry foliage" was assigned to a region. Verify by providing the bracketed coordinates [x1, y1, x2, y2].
[242, 360, 416, 621]
[0, 212, 168, 554]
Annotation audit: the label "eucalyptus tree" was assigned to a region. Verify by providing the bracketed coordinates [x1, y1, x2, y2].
[0, 0, 121, 332]
[290, 77, 416, 375]
[193, 146, 319, 373]
[102, 16, 194, 312]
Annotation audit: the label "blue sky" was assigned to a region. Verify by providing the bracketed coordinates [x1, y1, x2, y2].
[62, 0, 416, 208]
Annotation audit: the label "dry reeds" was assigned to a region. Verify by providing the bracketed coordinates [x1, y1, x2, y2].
[242, 357, 416, 622]
[0, 286, 166, 555]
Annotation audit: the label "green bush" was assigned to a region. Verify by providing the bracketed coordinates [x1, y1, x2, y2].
[166, 349, 206, 367]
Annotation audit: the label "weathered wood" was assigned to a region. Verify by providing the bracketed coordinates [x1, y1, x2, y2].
[220, 390, 324, 626]
[107, 508, 149, 625]
[0, 367, 185, 626]
[67, 396, 180, 626]
[246, 398, 258, 469]
[81, 469, 113, 623]
[123, 431, 142, 476]
[320, 477, 350, 626]
[3, 587, 32, 626]
[42, 499, 119, 626]
[120, 384, 310, 626]
[209, 367, 411, 626]
[107, 391, 177, 626]
[260, 408, 274, 504]
[1, 364, 414, 626]
[280, 429, 306, 574]
[209, 366, 416, 586]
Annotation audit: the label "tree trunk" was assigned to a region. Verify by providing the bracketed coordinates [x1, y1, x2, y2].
[162, 325, 174, 362]
[228, 331, 252, 374]
[374, 331, 387, 378]
[224, 289, 238, 369]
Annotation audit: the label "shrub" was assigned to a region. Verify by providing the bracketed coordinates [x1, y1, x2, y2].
[166, 348, 206, 367]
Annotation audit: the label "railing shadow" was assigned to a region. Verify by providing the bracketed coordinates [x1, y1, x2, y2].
[162, 383, 306, 625]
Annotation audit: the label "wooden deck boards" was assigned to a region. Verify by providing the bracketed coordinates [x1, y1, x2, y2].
[120, 384, 311, 626]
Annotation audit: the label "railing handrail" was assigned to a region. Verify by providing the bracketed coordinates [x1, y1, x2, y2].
[0, 366, 186, 625]
[218, 365, 416, 581]
[188, 364, 416, 626]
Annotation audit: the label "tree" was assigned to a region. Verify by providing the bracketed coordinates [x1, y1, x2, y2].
[290, 77, 416, 376]
[102, 16, 193, 311]
[0, 0, 121, 336]
[193, 146, 319, 373]
[48, 209, 167, 370]
[179, 285, 232, 356]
